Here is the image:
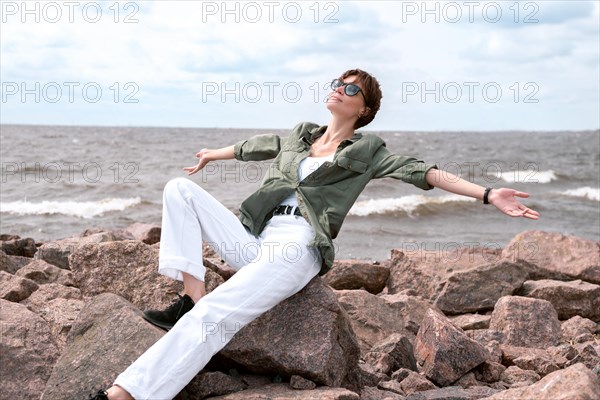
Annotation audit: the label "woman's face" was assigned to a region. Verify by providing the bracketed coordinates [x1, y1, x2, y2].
[326, 75, 368, 121]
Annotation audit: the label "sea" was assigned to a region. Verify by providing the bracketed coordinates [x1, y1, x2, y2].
[1, 124, 599, 262]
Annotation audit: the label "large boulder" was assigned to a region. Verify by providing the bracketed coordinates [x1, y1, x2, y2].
[0, 235, 36, 257]
[379, 293, 437, 336]
[486, 363, 600, 400]
[41, 293, 167, 400]
[335, 289, 410, 354]
[323, 260, 390, 294]
[519, 279, 600, 321]
[501, 230, 600, 284]
[69, 240, 221, 311]
[489, 296, 561, 349]
[433, 260, 530, 314]
[414, 309, 488, 386]
[34, 232, 116, 269]
[0, 270, 39, 302]
[0, 249, 32, 273]
[1, 300, 60, 399]
[15, 258, 76, 286]
[214, 277, 360, 389]
[386, 246, 503, 299]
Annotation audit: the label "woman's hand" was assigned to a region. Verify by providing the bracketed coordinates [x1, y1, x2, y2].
[488, 188, 540, 220]
[183, 148, 212, 176]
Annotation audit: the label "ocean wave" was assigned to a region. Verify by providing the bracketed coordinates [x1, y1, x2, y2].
[559, 187, 600, 202]
[349, 194, 476, 217]
[0, 197, 141, 219]
[491, 169, 557, 184]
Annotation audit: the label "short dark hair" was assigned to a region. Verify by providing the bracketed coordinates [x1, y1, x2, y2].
[340, 68, 382, 129]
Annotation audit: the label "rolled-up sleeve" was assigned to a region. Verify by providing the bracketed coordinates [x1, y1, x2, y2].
[233, 134, 287, 161]
[373, 146, 438, 190]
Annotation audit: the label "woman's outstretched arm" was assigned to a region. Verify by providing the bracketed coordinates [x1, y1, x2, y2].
[425, 169, 540, 220]
[183, 146, 235, 176]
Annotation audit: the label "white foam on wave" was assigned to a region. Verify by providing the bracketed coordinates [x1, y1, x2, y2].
[559, 187, 600, 202]
[0, 197, 142, 219]
[493, 169, 557, 184]
[349, 194, 476, 217]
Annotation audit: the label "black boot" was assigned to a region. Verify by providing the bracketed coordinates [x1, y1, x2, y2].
[143, 294, 195, 330]
[87, 389, 108, 399]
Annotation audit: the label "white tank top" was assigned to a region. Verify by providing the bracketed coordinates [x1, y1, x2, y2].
[278, 154, 335, 207]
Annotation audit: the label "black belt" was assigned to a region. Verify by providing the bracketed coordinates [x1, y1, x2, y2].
[273, 205, 302, 216]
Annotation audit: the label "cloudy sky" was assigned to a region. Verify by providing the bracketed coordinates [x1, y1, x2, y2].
[1, 0, 598, 131]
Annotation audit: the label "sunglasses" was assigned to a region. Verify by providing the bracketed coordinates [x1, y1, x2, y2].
[331, 78, 366, 99]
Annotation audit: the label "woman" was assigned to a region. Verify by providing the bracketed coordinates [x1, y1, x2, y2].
[90, 69, 539, 400]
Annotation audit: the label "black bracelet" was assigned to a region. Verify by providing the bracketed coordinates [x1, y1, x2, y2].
[483, 187, 493, 204]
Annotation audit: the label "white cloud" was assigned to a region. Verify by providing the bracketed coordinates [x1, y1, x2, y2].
[0, 0, 598, 130]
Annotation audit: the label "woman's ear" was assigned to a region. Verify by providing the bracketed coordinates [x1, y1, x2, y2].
[359, 107, 371, 118]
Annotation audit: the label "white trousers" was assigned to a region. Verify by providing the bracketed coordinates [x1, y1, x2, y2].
[113, 177, 321, 400]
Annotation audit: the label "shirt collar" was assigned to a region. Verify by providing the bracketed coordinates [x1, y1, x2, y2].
[302, 125, 363, 146]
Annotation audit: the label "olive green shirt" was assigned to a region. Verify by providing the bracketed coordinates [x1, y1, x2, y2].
[233, 121, 438, 275]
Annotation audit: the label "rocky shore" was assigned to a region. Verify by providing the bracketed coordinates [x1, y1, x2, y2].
[1, 226, 599, 400]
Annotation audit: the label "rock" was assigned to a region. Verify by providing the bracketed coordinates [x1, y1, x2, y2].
[414, 309, 488, 386]
[0, 270, 39, 302]
[41, 293, 167, 400]
[214, 277, 360, 389]
[519, 279, 600, 321]
[35, 232, 116, 269]
[561, 316, 599, 341]
[323, 260, 390, 294]
[488, 296, 561, 348]
[449, 314, 490, 331]
[124, 222, 161, 245]
[204, 257, 236, 281]
[360, 386, 406, 399]
[398, 371, 437, 395]
[434, 260, 530, 314]
[363, 333, 417, 375]
[464, 331, 504, 363]
[500, 366, 541, 387]
[22, 282, 83, 310]
[1, 236, 36, 257]
[379, 293, 436, 336]
[473, 361, 506, 383]
[501, 230, 600, 284]
[239, 374, 272, 389]
[70, 240, 186, 311]
[566, 343, 600, 370]
[79, 226, 135, 241]
[357, 363, 388, 387]
[404, 386, 498, 400]
[336, 289, 409, 354]
[386, 246, 503, 299]
[378, 379, 406, 395]
[289, 375, 317, 390]
[36, 297, 85, 351]
[1, 300, 60, 400]
[453, 372, 479, 389]
[15, 259, 75, 286]
[500, 345, 565, 376]
[0, 249, 31, 273]
[488, 363, 600, 399]
[186, 371, 246, 399]
[206, 383, 360, 399]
